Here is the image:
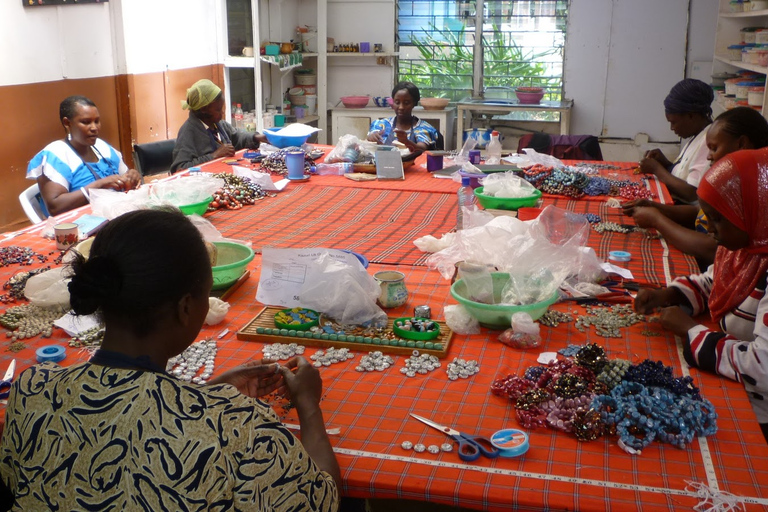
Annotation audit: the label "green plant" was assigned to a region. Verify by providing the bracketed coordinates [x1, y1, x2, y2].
[400, 23, 562, 102]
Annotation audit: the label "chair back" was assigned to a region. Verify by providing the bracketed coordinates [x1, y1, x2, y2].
[517, 133, 603, 161]
[434, 131, 445, 151]
[18, 183, 47, 224]
[133, 139, 176, 176]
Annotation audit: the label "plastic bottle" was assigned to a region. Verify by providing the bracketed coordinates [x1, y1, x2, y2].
[456, 176, 476, 230]
[486, 130, 502, 165]
[234, 104, 244, 130]
[315, 162, 354, 175]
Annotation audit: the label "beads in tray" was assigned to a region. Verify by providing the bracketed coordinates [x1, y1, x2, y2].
[260, 147, 313, 175]
[274, 308, 319, 330]
[253, 324, 444, 350]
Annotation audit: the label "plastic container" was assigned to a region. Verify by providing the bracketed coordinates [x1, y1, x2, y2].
[728, 44, 748, 60]
[742, 27, 760, 44]
[315, 162, 353, 175]
[736, 81, 753, 99]
[294, 72, 317, 85]
[450, 272, 559, 329]
[457, 176, 475, 230]
[274, 308, 319, 330]
[729, 1, 744, 12]
[211, 241, 255, 290]
[262, 127, 311, 148]
[749, 86, 766, 105]
[757, 49, 768, 66]
[486, 131, 502, 165]
[757, 29, 768, 44]
[754, 0, 768, 10]
[340, 96, 370, 108]
[725, 78, 742, 96]
[178, 196, 212, 216]
[473, 186, 542, 211]
[490, 429, 529, 458]
[393, 317, 441, 340]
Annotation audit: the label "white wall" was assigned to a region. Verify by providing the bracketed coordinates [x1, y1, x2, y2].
[0, 1, 115, 86]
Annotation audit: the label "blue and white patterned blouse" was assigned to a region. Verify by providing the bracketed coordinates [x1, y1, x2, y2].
[27, 139, 128, 191]
[369, 116, 439, 148]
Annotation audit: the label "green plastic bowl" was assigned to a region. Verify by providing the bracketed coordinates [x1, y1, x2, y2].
[393, 317, 441, 341]
[178, 196, 213, 216]
[450, 272, 559, 329]
[211, 241, 254, 290]
[473, 187, 541, 211]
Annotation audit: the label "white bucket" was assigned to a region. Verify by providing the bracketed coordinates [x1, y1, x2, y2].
[301, 31, 317, 53]
[305, 94, 317, 115]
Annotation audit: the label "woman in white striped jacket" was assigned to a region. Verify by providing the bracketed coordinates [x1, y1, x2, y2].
[634, 148, 768, 443]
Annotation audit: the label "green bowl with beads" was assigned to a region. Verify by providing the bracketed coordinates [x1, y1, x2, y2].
[393, 317, 440, 341]
[473, 187, 541, 211]
[274, 308, 320, 331]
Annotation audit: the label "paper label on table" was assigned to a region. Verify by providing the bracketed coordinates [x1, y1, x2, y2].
[537, 352, 558, 364]
[600, 262, 634, 280]
[233, 167, 282, 191]
[256, 248, 361, 307]
[54, 312, 100, 336]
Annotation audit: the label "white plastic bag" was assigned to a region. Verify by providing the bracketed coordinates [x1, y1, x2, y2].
[205, 297, 230, 325]
[480, 172, 538, 198]
[188, 215, 252, 247]
[24, 267, 71, 307]
[148, 176, 224, 206]
[498, 312, 541, 349]
[443, 304, 480, 335]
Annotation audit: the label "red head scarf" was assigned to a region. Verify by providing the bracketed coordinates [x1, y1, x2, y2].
[697, 148, 768, 322]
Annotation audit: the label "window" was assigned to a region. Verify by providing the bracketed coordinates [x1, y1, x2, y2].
[397, 0, 567, 102]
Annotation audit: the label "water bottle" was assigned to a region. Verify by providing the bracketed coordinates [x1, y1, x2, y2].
[486, 130, 502, 165]
[314, 162, 354, 175]
[456, 176, 476, 230]
[234, 103, 244, 129]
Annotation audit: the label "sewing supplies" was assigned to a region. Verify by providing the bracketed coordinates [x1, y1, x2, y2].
[0, 359, 16, 399]
[490, 428, 530, 458]
[575, 304, 646, 338]
[414, 305, 432, 319]
[261, 342, 306, 361]
[35, 345, 66, 363]
[410, 413, 500, 461]
[608, 251, 632, 263]
[0, 303, 69, 341]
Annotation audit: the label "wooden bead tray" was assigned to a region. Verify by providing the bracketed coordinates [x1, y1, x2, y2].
[237, 307, 454, 358]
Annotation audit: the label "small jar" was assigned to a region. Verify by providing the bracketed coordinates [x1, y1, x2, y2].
[728, 44, 747, 60]
[730, 0, 744, 11]
[725, 77, 741, 96]
[748, 86, 765, 106]
[753, 0, 768, 9]
[735, 81, 752, 99]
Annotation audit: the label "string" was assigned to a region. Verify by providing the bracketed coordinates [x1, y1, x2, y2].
[685, 481, 746, 512]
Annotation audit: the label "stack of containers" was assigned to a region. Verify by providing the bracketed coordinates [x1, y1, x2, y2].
[294, 69, 318, 116]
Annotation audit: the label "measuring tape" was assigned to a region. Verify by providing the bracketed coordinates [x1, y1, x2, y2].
[333, 448, 768, 506]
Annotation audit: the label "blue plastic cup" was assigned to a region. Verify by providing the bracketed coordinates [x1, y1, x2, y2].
[286, 151, 306, 179]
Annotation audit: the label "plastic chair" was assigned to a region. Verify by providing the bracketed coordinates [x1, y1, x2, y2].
[18, 183, 47, 224]
[133, 139, 176, 176]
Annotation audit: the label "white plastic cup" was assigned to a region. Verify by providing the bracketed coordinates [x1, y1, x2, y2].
[305, 95, 317, 115]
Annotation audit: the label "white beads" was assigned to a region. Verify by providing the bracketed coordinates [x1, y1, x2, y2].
[356, 351, 394, 372]
[401, 352, 441, 378]
[167, 339, 217, 384]
[310, 347, 355, 367]
[262, 342, 305, 361]
[445, 357, 480, 381]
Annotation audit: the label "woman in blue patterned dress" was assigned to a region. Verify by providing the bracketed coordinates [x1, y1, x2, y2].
[366, 81, 439, 154]
[27, 95, 141, 216]
[0, 209, 340, 510]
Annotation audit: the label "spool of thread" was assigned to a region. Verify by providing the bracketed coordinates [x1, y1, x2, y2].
[608, 250, 632, 263]
[36, 345, 66, 363]
[490, 428, 529, 458]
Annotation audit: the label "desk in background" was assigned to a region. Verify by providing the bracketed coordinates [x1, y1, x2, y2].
[331, 106, 456, 149]
[455, 99, 574, 150]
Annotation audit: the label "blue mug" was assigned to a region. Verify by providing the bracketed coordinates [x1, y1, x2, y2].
[285, 151, 306, 179]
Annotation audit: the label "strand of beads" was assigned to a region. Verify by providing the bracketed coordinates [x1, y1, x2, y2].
[167, 339, 217, 384]
[356, 351, 394, 372]
[445, 357, 480, 381]
[261, 342, 305, 361]
[0, 246, 49, 268]
[1, 267, 50, 303]
[69, 326, 105, 348]
[311, 347, 355, 367]
[1, 303, 68, 341]
[400, 351, 441, 377]
[593, 221, 635, 234]
[618, 183, 653, 200]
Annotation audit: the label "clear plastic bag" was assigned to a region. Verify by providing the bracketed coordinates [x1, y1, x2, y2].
[325, 134, 377, 163]
[443, 304, 480, 335]
[24, 267, 71, 308]
[148, 176, 224, 206]
[205, 297, 230, 325]
[498, 312, 541, 349]
[187, 215, 252, 248]
[457, 261, 493, 304]
[480, 172, 538, 198]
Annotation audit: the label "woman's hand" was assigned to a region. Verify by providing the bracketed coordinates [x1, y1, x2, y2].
[279, 356, 323, 410]
[212, 144, 236, 159]
[89, 174, 131, 192]
[639, 157, 669, 176]
[254, 133, 268, 145]
[634, 287, 680, 314]
[644, 149, 673, 168]
[631, 206, 663, 229]
[123, 169, 141, 190]
[208, 360, 285, 398]
[656, 306, 698, 337]
[367, 129, 384, 144]
[621, 198, 655, 216]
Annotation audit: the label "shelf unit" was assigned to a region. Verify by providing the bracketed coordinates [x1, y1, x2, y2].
[221, 0, 397, 144]
[712, 2, 768, 118]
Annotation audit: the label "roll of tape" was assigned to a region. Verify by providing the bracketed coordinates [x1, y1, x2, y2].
[36, 345, 66, 363]
[490, 428, 529, 458]
[608, 250, 632, 263]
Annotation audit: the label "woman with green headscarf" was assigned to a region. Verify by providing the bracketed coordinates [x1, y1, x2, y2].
[171, 79, 267, 173]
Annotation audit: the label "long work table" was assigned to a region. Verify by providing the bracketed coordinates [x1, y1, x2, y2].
[0, 150, 767, 511]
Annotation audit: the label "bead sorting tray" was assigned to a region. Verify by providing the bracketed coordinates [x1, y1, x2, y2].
[237, 307, 454, 358]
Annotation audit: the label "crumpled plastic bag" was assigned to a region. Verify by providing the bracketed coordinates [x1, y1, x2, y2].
[205, 297, 230, 325]
[498, 312, 541, 349]
[457, 261, 494, 304]
[480, 172, 538, 198]
[24, 267, 71, 307]
[148, 176, 224, 206]
[90, 187, 152, 219]
[188, 215, 252, 247]
[443, 304, 480, 335]
[325, 134, 377, 164]
[519, 148, 565, 168]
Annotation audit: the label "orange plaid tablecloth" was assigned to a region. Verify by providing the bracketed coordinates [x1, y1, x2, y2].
[1, 159, 767, 511]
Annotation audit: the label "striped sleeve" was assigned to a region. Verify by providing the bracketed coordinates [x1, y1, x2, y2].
[670, 265, 713, 316]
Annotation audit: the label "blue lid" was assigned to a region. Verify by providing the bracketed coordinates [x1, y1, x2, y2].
[461, 176, 471, 186]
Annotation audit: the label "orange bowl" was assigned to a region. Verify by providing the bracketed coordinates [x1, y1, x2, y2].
[420, 97, 450, 110]
[341, 96, 370, 108]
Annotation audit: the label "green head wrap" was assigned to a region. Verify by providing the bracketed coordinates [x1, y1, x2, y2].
[182, 79, 222, 111]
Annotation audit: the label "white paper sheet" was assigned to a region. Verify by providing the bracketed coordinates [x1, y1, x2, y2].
[600, 262, 634, 280]
[54, 312, 100, 336]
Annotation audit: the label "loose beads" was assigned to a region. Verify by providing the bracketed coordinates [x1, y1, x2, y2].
[401, 441, 413, 450]
[262, 342, 306, 361]
[583, 176, 611, 196]
[427, 445, 441, 454]
[539, 310, 574, 328]
[573, 343, 608, 374]
[400, 352, 441, 378]
[557, 344, 583, 357]
[311, 347, 355, 367]
[167, 339, 217, 384]
[0, 303, 68, 340]
[209, 173, 269, 210]
[593, 221, 635, 234]
[69, 326, 105, 348]
[445, 357, 480, 380]
[1, 267, 50, 303]
[572, 408, 604, 441]
[0, 246, 49, 268]
[596, 359, 631, 389]
[575, 304, 646, 338]
[356, 351, 394, 372]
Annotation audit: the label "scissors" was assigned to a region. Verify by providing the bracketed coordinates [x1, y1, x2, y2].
[410, 413, 499, 462]
[0, 359, 16, 400]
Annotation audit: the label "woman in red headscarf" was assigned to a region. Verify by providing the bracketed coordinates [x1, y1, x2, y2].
[635, 148, 768, 443]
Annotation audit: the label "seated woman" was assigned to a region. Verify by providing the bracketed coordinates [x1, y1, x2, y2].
[639, 78, 714, 204]
[634, 148, 768, 443]
[27, 95, 141, 216]
[0, 209, 340, 510]
[366, 81, 439, 154]
[171, 79, 267, 173]
[623, 107, 768, 269]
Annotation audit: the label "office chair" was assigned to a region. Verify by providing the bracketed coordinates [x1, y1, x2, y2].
[132, 139, 176, 176]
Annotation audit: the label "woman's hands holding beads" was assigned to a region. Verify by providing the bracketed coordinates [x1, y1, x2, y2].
[643, 148, 673, 169]
[656, 306, 698, 337]
[621, 198, 655, 217]
[634, 287, 684, 315]
[208, 360, 285, 398]
[629, 206, 663, 229]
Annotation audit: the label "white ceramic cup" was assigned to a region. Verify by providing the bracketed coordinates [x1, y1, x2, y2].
[54, 223, 79, 251]
[242, 46, 254, 57]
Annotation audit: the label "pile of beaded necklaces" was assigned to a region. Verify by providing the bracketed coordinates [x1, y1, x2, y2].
[208, 173, 270, 211]
[514, 165, 654, 201]
[490, 344, 717, 454]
